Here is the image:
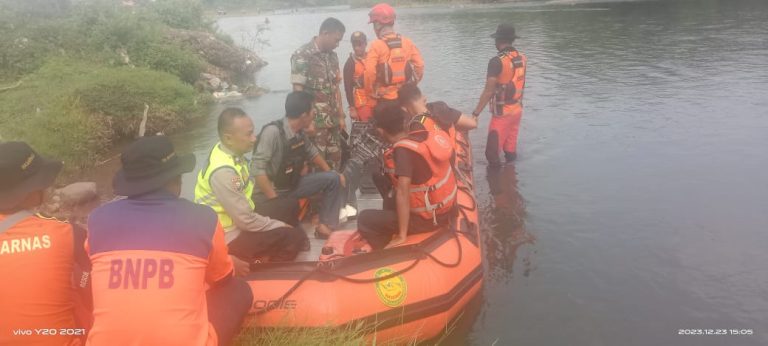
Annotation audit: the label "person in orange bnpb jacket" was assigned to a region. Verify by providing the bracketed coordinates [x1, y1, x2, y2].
[472, 23, 527, 166]
[343, 31, 375, 122]
[365, 3, 425, 111]
[0, 141, 91, 346]
[85, 136, 252, 346]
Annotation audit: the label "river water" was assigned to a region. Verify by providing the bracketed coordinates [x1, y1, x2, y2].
[172, 0, 768, 344]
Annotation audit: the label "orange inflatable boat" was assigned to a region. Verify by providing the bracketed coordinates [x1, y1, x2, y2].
[244, 131, 481, 343]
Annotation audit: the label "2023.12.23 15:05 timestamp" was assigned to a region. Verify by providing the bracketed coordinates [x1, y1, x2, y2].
[678, 329, 754, 336]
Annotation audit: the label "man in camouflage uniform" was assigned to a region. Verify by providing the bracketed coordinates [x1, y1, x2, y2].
[291, 17, 347, 171]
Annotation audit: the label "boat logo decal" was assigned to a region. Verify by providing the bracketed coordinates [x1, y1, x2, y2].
[374, 267, 407, 307]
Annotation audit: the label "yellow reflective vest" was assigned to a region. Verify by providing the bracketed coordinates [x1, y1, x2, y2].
[194, 142, 255, 230]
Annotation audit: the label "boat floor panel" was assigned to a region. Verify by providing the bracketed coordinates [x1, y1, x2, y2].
[294, 192, 382, 262]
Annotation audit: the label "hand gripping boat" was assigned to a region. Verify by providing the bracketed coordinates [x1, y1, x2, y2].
[244, 131, 481, 343]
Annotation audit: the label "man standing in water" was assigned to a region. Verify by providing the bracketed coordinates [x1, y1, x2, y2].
[365, 3, 425, 111]
[472, 23, 527, 165]
[291, 17, 347, 172]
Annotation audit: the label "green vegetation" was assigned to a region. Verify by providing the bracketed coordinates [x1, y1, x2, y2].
[0, 58, 206, 170]
[0, 0, 225, 172]
[235, 325, 369, 346]
[234, 323, 424, 346]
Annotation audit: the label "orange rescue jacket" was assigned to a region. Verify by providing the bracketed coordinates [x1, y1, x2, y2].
[491, 48, 527, 116]
[364, 33, 425, 101]
[382, 128, 457, 223]
[351, 53, 369, 108]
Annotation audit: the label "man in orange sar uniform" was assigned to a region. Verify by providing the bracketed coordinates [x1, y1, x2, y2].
[365, 3, 425, 112]
[472, 23, 527, 165]
[0, 141, 91, 346]
[85, 136, 251, 346]
[343, 31, 375, 122]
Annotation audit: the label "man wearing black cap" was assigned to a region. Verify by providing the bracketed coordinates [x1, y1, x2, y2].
[0, 141, 90, 345]
[86, 136, 251, 346]
[472, 23, 528, 166]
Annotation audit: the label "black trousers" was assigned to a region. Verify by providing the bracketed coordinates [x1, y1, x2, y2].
[357, 209, 447, 250]
[359, 171, 453, 249]
[227, 226, 307, 262]
[254, 194, 300, 227]
[207, 276, 253, 346]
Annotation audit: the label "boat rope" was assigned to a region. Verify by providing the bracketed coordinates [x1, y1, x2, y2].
[254, 231, 463, 316]
[254, 133, 478, 316]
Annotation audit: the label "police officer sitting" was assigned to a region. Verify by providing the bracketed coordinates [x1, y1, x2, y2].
[0, 141, 91, 345]
[252, 91, 346, 239]
[195, 108, 308, 269]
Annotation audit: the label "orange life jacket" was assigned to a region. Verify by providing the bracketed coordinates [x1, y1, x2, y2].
[382, 129, 457, 223]
[410, 113, 456, 146]
[377, 34, 416, 88]
[351, 53, 369, 108]
[491, 48, 527, 116]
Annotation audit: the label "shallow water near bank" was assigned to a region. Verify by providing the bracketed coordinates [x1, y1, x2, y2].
[102, 0, 768, 344]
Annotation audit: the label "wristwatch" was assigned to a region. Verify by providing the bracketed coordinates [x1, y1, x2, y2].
[472, 111, 481, 117]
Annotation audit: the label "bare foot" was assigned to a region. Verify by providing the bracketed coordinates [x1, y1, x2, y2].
[315, 224, 333, 239]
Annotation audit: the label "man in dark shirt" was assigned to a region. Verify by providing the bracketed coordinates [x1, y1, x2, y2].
[357, 106, 457, 249]
[471, 23, 527, 165]
[397, 83, 477, 135]
[252, 91, 346, 239]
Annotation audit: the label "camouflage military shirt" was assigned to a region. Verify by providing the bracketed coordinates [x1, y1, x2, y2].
[291, 38, 342, 129]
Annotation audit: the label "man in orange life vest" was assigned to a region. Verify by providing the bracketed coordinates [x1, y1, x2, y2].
[472, 23, 527, 165]
[357, 105, 458, 249]
[343, 31, 374, 122]
[86, 136, 251, 346]
[0, 141, 91, 346]
[365, 3, 425, 111]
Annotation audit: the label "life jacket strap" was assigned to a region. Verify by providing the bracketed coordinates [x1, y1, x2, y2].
[0, 210, 34, 234]
[410, 167, 454, 193]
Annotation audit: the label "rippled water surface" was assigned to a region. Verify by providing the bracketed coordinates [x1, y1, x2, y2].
[175, 1, 768, 344]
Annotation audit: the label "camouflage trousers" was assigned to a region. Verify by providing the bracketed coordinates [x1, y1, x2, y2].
[312, 126, 344, 172]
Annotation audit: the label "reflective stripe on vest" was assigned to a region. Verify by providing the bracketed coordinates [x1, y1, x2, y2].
[351, 53, 368, 107]
[194, 143, 255, 230]
[377, 34, 416, 89]
[387, 129, 457, 224]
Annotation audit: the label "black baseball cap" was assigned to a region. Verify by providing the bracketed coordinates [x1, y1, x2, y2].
[491, 23, 520, 40]
[113, 136, 195, 197]
[0, 142, 63, 210]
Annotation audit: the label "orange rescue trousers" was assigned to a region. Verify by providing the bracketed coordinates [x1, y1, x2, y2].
[354, 105, 374, 123]
[486, 109, 522, 163]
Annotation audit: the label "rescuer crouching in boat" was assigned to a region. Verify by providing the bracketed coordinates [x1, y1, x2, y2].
[251, 91, 346, 240]
[195, 108, 308, 272]
[357, 105, 459, 249]
[88, 136, 252, 346]
[0, 141, 91, 346]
